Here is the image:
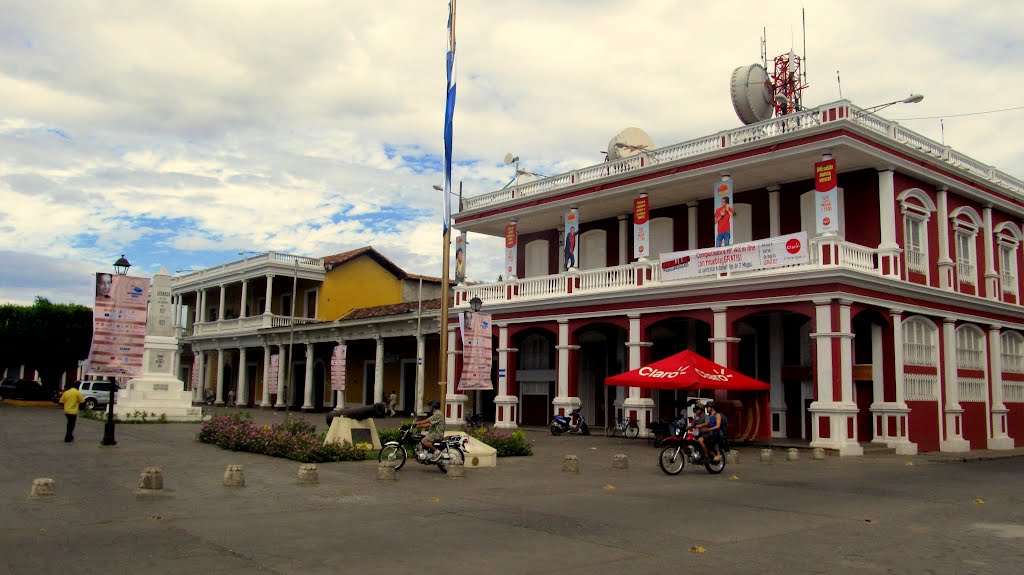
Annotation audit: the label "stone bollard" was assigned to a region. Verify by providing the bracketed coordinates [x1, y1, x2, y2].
[812, 447, 826, 460]
[787, 448, 800, 461]
[760, 448, 774, 463]
[139, 467, 164, 490]
[377, 461, 397, 481]
[562, 455, 580, 473]
[612, 454, 629, 469]
[446, 459, 465, 479]
[223, 464, 245, 487]
[725, 451, 740, 465]
[297, 464, 319, 485]
[30, 478, 55, 498]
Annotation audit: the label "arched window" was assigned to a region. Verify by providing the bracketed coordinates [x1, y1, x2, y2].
[897, 189, 936, 277]
[525, 239, 550, 278]
[950, 206, 982, 288]
[1002, 331, 1024, 374]
[903, 316, 938, 366]
[995, 222, 1022, 296]
[955, 325, 985, 370]
[519, 334, 551, 370]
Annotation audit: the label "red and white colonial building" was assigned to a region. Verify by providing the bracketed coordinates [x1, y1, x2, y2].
[446, 100, 1024, 455]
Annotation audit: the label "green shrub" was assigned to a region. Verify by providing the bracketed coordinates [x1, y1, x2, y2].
[197, 414, 367, 463]
[378, 427, 401, 444]
[467, 427, 533, 457]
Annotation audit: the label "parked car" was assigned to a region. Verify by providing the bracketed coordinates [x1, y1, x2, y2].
[0, 379, 58, 401]
[78, 380, 121, 410]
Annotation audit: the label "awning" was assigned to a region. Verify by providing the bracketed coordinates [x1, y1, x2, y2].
[604, 350, 770, 391]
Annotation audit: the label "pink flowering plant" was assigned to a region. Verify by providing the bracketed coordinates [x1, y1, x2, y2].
[197, 413, 367, 463]
[465, 426, 533, 457]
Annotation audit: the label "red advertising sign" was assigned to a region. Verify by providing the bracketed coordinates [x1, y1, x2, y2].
[633, 196, 649, 225]
[815, 158, 837, 191]
[330, 345, 347, 391]
[504, 222, 518, 276]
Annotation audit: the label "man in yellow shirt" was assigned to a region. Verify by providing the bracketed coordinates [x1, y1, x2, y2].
[59, 382, 84, 443]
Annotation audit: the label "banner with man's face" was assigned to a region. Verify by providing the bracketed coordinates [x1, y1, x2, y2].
[88, 274, 149, 377]
[454, 232, 467, 284]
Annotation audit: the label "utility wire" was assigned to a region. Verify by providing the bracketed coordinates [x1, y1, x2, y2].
[892, 105, 1024, 121]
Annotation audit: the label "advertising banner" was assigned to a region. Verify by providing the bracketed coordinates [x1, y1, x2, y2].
[88, 274, 149, 377]
[268, 354, 280, 394]
[190, 355, 199, 390]
[633, 195, 650, 259]
[504, 222, 517, 278]
[458, 311, 493, 391]
[713, 177, 734, 247]
[815, 157, 838, 234]
[564, 209, 579, 270]
[454, 232, 467, 284]
[660, 232, 810, 280]
[330, 344, 347, 391]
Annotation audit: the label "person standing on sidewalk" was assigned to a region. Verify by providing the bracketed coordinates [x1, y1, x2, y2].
[59, 381, 84, 443]
[387, 390, 397, 417]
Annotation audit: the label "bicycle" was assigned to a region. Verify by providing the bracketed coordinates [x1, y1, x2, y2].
[605, 416, 639, 439]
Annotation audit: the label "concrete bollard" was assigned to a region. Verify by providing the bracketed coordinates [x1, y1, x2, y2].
[297, 464, 319, 485]
[725, 451, 739, 465]
[446, 459, 465, 478]
[787, 448, 800, 461]
[812, 447, 826, 460]
[612, 454, 629, 469]
[562, 455, 580, 473]
[139, 467, 164, 490]
[760, 448, 774, 463]
[377, 461, 397, 481]
[30, 478, 55, 498]
[223, 464, 245, 487]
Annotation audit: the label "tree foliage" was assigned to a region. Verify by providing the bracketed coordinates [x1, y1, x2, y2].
[0, 297, 93, 386]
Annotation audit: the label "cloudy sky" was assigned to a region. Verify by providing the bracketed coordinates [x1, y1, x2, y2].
[2, 0, 1022, 307]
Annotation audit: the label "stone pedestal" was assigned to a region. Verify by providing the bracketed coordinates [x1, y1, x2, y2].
[612, 454, 629, 469]
[808, 401, 864, 456]
[786, 448, 800, 461]
[223, 465, 245, 487]
[30, 478, 55, 497]
[139, 467, 164, 490]
[377, 462, 397, 481]
[493, 394, 519, 429]
[562, 455, 579, 473]
[760, 449, 773, 463]
[297, 464, 318, 485]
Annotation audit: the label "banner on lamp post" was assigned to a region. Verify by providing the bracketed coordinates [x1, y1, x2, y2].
[504, 222, 517, 278]
[190, 355, 199, 390]
[330, 344, 347, 391]
[815, 157, 838, 234]
[454, 232, 467, 283]
[458, 311, 493, 390]
[564, 209, 579, 270]
[268, 354, 280, 394]
[713, 177, 734, 247]
[87, 273, 148, 378]
[633, 195, 650, 259]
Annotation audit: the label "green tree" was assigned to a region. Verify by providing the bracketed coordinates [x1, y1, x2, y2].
[0, 298, 92, 386]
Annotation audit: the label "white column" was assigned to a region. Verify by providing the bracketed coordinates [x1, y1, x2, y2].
[768, 185, 781, 237]
[334, 339, 346, 409]
[687, 202, 698, 250]
[988, 326, 1013, 449]
[557, 225, 565, 273]
[889, 309, 915, 453]
[193, 291, 201, 325]
[983, 207, 999, 299]
[239, 279, 248, 318]
[414, 335, 424, 415]
[261, 345, 272, 407]
[195, 350, 207, 402]
[838, 300, 854, 405]
[302, 341, 314, 410]
[236, 347, 247, 406]
[712, 308, 730, 366]
[769, 312, 786, 438]
[941, 318, 969, 451]
[263, 275, 274, 314]
[495, 323, 519, 429]
[877, 169, 901, 278]
[218, 285, 226, 320]
[552, 319, 577, 416]
[444, 325, 465, 424]
[215, 349, 226, 405]
[199, 289, 208, 322]
[374, 335, 384, 405]
[275, 346, 288, 408]
[617, 214, 628, 265]
[808, 299, 862, 455]
[623, 313, 654, 436]
[937, 188, 954, 290]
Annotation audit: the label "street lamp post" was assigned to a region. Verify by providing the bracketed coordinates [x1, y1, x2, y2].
[102, 255, 131, 447]
[859, 93, 924, 115]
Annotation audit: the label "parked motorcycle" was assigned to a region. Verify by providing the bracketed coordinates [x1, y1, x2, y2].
[377, 423, 468, 474]
[550, 408, 590, 436]
[658, 425, 727, 475]
[203, 390, 216, 405]
[465, 411, 484, 429]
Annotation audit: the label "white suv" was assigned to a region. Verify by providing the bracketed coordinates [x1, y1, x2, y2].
[78, 380, 121, 410]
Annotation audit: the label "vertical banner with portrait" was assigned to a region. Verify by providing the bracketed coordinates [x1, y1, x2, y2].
[504, 221, 518, 279]
[454, 232, 467, 284]
[564, 208, 580, 270]
[330, 344, 347, 391]
[268, 354, 280, 394]
[815, 156, 839, 234]
[713, 177, 734, 247]
[458, 311, 493, 391]
[633, 195, 650, 259]
[88, 274, 149, 378]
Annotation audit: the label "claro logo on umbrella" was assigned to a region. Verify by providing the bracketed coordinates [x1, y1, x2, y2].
[638, 365, 690, 378]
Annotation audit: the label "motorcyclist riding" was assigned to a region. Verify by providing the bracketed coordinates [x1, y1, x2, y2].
[412, 400, 445, 462]
[696, 401, 723, 463]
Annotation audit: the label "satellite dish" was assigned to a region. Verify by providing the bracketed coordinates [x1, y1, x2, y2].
[514, 172, 539, 186]
[504, 153, 519, 165]
[730, 63, 774, 124]
[606, 127, 654, 161]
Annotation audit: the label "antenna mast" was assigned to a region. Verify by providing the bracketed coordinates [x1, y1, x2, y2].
[760, 28, 767, 69]
[802, 8, 808, 86]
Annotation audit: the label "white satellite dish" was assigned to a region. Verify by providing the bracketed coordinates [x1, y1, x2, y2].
[606, 127, 654, 160]
[730, 63, 774, 125]
[504, 153, 519, 165]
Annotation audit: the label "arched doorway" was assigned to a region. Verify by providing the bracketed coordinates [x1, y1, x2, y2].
[575, 322, 627, 427]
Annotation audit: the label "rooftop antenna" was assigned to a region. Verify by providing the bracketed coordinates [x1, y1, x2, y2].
[802, 7, 808, 87]
[760, 28, 767, 69]
[836, 70, 843, 99]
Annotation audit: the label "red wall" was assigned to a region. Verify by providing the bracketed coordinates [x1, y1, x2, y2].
[1006, 402, 1024, 447]
[961, 402, 988, 450]
[842, 169, 881, 248]
[908, 400, 939, 452]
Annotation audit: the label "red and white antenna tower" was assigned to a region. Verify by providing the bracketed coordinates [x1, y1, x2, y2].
[762, 9, 809, 116]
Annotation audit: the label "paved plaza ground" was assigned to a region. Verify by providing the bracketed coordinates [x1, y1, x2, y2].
[1, 401, 1022, 575]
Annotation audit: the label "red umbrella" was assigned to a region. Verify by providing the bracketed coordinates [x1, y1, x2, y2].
[605, 350, 770, 391]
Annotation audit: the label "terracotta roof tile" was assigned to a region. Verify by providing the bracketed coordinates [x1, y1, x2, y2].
[339, 299, 443, 320]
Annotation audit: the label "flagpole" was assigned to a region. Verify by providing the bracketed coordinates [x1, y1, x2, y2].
[439, 213, 451, 417]
[439, 0, 457, 419]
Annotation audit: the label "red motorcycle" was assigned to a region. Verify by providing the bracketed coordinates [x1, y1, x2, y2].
[658, 425, 726, 475]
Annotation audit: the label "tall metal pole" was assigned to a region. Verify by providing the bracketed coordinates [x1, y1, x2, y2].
[286, 258, 297, 412]
[439, 209, 452, 416]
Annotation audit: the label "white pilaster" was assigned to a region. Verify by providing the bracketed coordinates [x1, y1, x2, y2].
[445, 325, 466, 425]
[237, 347, 247, 406]
[199, 289, 208, 322]
[414, 335, 424, 415]
[335, 339, 347, 410]
[877, 169, 901, 277]
[988, 326, 1013, 449]
[623, 313, 654, 435]
[941, 318, 970, 451]
[218, 285, 226, 321]
[215, 349, 226, 405]
[195, 349, 206, 402]
[374, 335, 384, 405]
[302, 341, 314, 410]
[552, 319, 579, 416]
[687, 202, 698, 250]
[261, 345, 272, 407]
[983, 207, 999, 299]
[275, 346, 288, 408]
[937, 188, 954, 290]
[494, 323, 519, 429]
[767, 185, 781, 238]
[808, 298, 863, 456]
[239, 279, 248, 318]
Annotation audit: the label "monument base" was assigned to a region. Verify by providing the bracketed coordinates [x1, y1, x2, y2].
[324, 417, 382, 449]
[115, 374, 203, 421]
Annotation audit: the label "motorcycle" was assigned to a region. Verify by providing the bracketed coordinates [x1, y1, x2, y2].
[658, 425, 727, 475]
[550, 408, 590, 436]
[465, 411, 484, 429]
[377, 423, 468, 474]
[203, 390, 216, 405]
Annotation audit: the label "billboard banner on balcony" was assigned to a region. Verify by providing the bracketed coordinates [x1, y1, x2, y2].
[87, 273, 149, 377]
[330, 344, 347, 391]
[660, 231, 810, 280]
[634, 195, 650, 259]
[455, 232, 467, 284]
[505, 222, 517, 278]
[268, 354, 279, 394]
[815, 157, 839, 234]
[713, 177, 734, 247]
[458, 311, 493, 390]
[564, 209, 579, 270]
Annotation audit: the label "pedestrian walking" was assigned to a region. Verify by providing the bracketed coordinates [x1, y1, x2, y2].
[387, 390, 397, 417]
[228, 388, 236, 407]
[59, 381, 84, 443]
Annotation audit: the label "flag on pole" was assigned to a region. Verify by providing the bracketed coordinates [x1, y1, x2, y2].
[442, 0, 457, 234]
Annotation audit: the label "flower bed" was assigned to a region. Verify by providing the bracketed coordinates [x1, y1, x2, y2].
[466, 426, 533, 457]
[197, 413, 367, 463]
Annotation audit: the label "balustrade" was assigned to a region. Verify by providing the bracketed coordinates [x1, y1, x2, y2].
[957, 377, 986, 402]
[904, 373, 938, 401]
[1005, 382, 1024, 403]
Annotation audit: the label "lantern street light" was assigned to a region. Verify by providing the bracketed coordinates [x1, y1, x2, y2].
[101, 255, 131, 446]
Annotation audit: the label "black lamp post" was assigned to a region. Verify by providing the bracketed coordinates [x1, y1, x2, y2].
[469, 296, 483, 313]
[101, 255, 131, 446]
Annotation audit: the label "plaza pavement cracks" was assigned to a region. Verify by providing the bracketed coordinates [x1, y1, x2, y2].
[1, 401, 1023, 575]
